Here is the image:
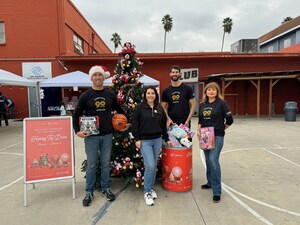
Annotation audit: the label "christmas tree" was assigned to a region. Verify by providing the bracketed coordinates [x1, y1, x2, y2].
[108, 42, 145, 188]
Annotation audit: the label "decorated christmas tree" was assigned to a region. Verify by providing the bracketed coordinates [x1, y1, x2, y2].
[108, 42, 146, 187]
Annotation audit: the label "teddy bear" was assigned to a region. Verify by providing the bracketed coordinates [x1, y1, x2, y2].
[180, 136, 192, 148]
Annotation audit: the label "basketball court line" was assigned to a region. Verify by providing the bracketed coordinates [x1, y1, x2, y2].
[199, 150, 273, 224]
[262, 147, 300, 168]
[222, 146, 300, 216]
[0, 141, 22, 152]
[0, 152, 23, 156]
[0, 175, 23, 191]
[222, 184, 274, 225]
[0, 151, 23, 191]
[223, 183, 300, 217]
[198, 145, 300, 224]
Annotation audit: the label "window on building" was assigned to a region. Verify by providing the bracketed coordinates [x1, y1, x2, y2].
[283, 38, 292, 49]
[0, 22, 5, 44]
[267, 45, 274, 53]
[73, 33, 84, 54]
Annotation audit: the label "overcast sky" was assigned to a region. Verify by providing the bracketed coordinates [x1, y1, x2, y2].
[71, 0, 300, 53]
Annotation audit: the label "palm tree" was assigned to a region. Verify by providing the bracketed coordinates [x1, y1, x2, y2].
[221, 17, 233, 52]
[162, 14, 173, 53]
[281, 17, 293, 24]
[110, 33, 122, 53]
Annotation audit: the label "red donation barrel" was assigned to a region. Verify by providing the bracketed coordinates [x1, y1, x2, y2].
[162, 146, 192, 192]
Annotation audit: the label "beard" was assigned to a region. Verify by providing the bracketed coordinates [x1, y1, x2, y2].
[171, 75, 181, 82]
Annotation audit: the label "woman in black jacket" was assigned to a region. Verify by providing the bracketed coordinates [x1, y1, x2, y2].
[197, 82, 233, 203]
[132, 86, 171, 206]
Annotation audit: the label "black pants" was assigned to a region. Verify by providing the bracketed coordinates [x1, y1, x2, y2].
[0, 110, 8, 126]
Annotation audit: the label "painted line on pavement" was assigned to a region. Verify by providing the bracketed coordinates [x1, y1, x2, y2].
[0, 152, 23, 156]
[221, 146, 300, 217]
[0, 176, 23, 191]
[199, 150, 272, 224]
[262, 147, 300, 168]
[222, 184, 273, 225]
[0, 151, 23, 191]
[0, 141, 22, 152]
[223, 183, 300, 217]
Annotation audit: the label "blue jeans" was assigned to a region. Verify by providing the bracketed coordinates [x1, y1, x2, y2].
[141, 137, 162, 193]
[9, 107, 14, 119]
[84, 133, 113, 193]
[203, 136, 224, 196]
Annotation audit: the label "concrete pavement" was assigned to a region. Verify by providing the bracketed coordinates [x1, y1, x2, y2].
[0, 116, 300, 225]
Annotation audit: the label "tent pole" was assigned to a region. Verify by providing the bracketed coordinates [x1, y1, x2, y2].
[36, 82, 42, 117]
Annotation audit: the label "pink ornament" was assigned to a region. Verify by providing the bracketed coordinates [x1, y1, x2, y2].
[60, 153, 69, 163]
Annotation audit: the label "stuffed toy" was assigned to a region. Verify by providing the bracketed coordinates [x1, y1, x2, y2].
[168, 124, 193, 148]
[180, 137, 192, 148]
[167, 131, 182, 147]
[170, 127, 187, 139]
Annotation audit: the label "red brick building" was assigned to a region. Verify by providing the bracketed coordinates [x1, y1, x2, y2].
[1, 0, 299, 118]
[0, 0, 110, 118]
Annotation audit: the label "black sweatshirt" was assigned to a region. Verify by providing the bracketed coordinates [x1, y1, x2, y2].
[132, 102, 169, 142]
[73, 88, 125, 135]
[198, 98, 233, 136]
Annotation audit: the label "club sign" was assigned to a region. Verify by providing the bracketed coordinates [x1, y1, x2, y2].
[180, 68, 198, 83]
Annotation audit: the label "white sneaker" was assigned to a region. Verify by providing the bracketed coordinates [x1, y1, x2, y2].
[150, 189, 157, 199]
[144, 192, 154, 206]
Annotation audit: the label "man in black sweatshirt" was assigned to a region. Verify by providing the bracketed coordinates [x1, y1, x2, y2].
[73, 65, 125, 206]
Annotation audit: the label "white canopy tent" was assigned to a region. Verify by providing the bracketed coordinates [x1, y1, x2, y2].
[39, 71, 159, 88]
[0, 69, 38, 117]
[39, 71, 91, 87]
[0, 69, 37, 86]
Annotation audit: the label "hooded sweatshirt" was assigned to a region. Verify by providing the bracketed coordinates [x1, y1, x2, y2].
[132, 102, 169, 142]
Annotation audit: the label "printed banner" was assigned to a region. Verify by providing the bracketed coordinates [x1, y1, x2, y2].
[22, 62, 52, 81]
[24, 117, 74, 183]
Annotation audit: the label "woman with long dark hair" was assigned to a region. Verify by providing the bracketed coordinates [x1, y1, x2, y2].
[132, 86, 171, 206]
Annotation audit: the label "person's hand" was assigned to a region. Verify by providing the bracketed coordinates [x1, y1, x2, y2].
[167, 141, 173, 147]
[197, 128, 201, 138]
[167, 118, 173, 127]
[135, 140, 141, 149]
[119, 123, 131, 132]
[184, 120, 190, 127]
[76, 131, 90, 138]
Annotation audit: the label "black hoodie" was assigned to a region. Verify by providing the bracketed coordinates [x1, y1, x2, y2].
[132, 102, 169, 142]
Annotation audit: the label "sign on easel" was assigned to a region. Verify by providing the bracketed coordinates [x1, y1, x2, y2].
[23, 116, 75, 206]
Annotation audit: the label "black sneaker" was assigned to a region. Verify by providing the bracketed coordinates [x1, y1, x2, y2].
[201, 184, 211, 189]
[102, 188, 116, 201]
[213, 195, 221, 203]
[82, 192, 94, 206]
